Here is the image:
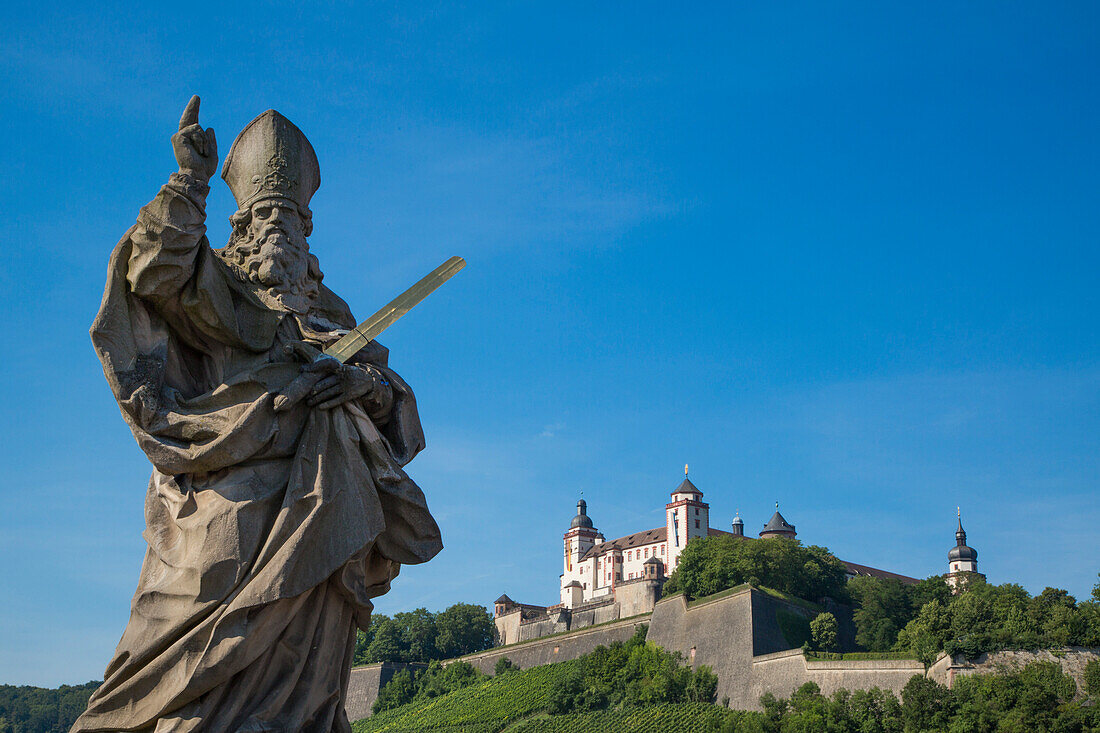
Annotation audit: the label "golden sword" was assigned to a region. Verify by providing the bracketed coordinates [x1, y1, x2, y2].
[324, 255, 466, 363]
[273, 256, 465, 412]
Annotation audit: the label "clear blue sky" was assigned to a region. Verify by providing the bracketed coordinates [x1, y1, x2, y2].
[1, 2, 1097, 686]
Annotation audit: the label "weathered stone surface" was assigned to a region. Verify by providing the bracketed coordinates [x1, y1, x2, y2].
[455, 616, 651, 675]
[345, 663, 429, 721]
[73, 96, 441, 732]
[933, 647, 1100, 695]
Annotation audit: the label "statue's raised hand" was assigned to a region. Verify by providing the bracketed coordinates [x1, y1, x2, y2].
[171, 95, 218, 182]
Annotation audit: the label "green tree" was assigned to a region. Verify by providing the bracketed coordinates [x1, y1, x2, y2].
[371, 669, 417, 714]
[895, 599, 950, 657]
[663, 535, 848, 604]
[364, 618, 404, 662]
[494, 657, 520, 675]
[435, 603, 494, 658]
[353, 614, 390, 665]
[392, 608, 439, 662]
[810, 612, 838, 653]
[848, 576, 913, 651]
[413, 661, 484, 701]
[900, 674, 954, 731]
[1084, 659, 1100, 697]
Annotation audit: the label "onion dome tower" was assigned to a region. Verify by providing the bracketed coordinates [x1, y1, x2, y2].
[571, 499, 594, 529]
[759, 502, 797, 539]
[731, 511, 744, 537]
[946, 508, 984, 592]
[562, 498, 599, 607]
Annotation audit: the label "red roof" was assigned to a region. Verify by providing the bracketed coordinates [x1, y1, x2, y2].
[581, 527, 667, 561]
[589, 525, 918, 583]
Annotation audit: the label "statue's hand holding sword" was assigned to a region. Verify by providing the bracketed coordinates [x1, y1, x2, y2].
[274, 256, 466, 412]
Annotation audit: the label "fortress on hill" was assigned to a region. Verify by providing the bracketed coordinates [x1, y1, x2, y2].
[492, 467, 981, 646]
[346, 472, 1093, 720]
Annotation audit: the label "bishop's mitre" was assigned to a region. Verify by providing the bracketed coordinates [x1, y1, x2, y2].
[221, 109, 320, 213]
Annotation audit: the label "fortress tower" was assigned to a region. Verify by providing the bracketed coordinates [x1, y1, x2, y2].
[665, 465, 710, 573]
[946, 509, 984, 592]
[759, 503, 797, 539]
[560, 499, 602, 607]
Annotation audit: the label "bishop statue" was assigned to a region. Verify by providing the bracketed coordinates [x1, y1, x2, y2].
[73, 96, 443, 731]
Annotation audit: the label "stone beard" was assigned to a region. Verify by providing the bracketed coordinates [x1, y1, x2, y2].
[218, 204, 322, 315]
[72, 101, 442, 732]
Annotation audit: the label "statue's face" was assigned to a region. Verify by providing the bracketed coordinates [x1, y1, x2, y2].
[247, 199, 310, 290]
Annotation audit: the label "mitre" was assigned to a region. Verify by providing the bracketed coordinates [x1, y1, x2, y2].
[221, 109, 320, 213]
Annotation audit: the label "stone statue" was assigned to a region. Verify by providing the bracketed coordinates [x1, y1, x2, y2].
[73, 97, 442, 732]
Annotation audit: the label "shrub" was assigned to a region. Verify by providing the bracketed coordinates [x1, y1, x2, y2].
[810, 612, 838, 653]
[1084, 658, 1100, 697]
[494, 657, 520, 676]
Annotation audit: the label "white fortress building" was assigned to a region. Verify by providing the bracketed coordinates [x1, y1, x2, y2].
[560, 470, 718, 607]
[494, 468, 980, 645]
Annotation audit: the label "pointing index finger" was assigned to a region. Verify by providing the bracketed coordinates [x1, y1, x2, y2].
[179, 95, 201, 131]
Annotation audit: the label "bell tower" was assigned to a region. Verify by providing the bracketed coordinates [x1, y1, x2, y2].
[561, 498, 598, 606]
[665, 465, 710, 573]
[946, 508, 984, 592]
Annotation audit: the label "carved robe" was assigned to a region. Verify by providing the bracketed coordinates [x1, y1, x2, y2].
[73, 174, 442, 732]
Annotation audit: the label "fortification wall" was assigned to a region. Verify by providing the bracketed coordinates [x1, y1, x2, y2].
[749, 649, 928, 705]
[517, 616, 569, 642]
[569, 602, 620, 629]
[454, 615, 651, 675]
[352, 588, 1097, 719]
[931, 647, 1100, 693]
[645, 586, 937, 711]
[647, 589, 758, 708]
[345, 662, 428, 722]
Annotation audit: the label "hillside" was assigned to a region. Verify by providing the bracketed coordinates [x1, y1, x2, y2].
[353, 656, 1100, 733]
[351, 661, 748, 733]
[352, 661, 579, 732]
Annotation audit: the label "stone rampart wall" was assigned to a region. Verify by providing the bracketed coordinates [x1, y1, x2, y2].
[345, 662, 427, 722]
[931, 647, 1100, 694]
[453, 615, 651, 675]
[749, 649, 928, 705]
[350, 589, 1100, 720]
[647, 589, 758, 707]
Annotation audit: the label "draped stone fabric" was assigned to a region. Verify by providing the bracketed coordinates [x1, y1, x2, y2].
[72, 176, 442, 732]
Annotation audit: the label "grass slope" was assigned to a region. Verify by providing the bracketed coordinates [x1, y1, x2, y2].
[506, 703, 758, 732]
[351, 661, 746, 733]
[352, 661, 578, 733]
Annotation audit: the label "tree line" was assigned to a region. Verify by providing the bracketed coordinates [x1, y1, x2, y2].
[753, 661, 1100, 732]
[353, 602, 495, 665]
[661, 534, 1100, 663]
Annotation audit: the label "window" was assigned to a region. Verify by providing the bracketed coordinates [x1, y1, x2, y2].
[644, 548, 649, 558]
[661, 545, 665, 555]
[627, 550, 631, 560]
[583, 583, 586, 589]
[695, 520, 700, 529]
[695, 508, 699, 515]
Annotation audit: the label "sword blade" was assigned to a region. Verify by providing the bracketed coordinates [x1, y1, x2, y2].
[323, 256, 466, 363]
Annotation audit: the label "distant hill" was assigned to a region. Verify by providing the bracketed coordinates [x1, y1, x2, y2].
[0, 682, 98, 733]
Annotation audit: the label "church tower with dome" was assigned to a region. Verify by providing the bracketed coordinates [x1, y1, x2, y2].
[946, 509, 984, 592]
